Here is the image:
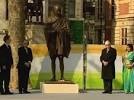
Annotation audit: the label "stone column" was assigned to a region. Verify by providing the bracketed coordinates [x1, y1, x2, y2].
[43, 0, 48, 23]
[75, 0, 83, 18]
[8, 0, 25, 89]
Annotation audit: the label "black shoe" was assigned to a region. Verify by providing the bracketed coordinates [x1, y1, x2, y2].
[102, 91, 108, 93]
[5, 91, 13, 95]
[0, 89, 5, 95]
[19, 91, 23, 94]
[0, 91, 5, 95]
[107, 92, 112, 94]
[102, 91, 112, 94]
[23, 91, 30, 94]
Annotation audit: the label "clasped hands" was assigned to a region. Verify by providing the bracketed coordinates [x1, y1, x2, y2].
[128, 62, 134, 68]
[24, 61, 31, 67]
[102, 60, 109, 66]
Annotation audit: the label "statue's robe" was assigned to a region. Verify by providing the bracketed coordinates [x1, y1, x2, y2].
[45, 17, 71, 58]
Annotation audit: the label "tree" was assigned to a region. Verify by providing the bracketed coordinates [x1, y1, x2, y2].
[8, 0, 25, 89]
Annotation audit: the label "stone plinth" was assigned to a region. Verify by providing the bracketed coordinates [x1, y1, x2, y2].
[40, 81, 79, 93]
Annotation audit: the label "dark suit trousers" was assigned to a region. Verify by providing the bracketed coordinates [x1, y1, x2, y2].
[1, 67, 11, 92]
[103, 79, 112, 92]
[18, 65, 30, 92]
[0, 70, 4, 93]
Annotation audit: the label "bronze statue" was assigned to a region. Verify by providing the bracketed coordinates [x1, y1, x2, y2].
[45, 6, 71, 81]
[25, 0, 43, 23]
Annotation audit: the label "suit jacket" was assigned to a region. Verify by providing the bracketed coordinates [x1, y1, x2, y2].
[17, 46, 33, 68]
[100, 47, 117, 79]
[0, 44, 13, 69]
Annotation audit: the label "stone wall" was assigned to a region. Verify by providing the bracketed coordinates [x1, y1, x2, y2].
[26, 25, 46, 44]
[0, 0, 8, 30]
[113, 0, 134, 44]
[75, 0, 83, 18]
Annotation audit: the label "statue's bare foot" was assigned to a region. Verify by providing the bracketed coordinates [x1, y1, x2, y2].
[58, 77, 65, 82]
[49, 78, 56, 81]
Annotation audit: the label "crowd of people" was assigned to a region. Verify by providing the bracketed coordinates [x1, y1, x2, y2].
[0, 34, 134, 95]
[0, 0, 133, 96]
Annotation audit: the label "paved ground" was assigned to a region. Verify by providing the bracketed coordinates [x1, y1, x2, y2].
[0, 90, 134, 100]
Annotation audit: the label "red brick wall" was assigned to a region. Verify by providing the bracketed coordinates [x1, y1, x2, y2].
[119, 3, 129, 15]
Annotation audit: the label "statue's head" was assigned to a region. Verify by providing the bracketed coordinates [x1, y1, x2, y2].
[53, 5, 63, 17]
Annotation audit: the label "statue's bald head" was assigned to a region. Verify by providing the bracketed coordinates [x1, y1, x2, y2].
[53, 5, 63, 17]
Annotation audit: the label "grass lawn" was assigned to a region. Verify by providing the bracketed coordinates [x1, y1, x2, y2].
[30, 72, 123, 89]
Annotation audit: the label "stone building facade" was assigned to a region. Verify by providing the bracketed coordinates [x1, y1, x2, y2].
[0, 0, 134, 45]
[95, 0, 114, 44]
[113, 0, 134, 44]
[0, 0, 8, 31]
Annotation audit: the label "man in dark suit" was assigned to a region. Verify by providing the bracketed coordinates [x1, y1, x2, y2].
[0, 46, 4, 94]
[0, 45, 2, 93]
[17, 40, 33, 94]
[0, 34, 13, 94]
[100, 40, 117, 94]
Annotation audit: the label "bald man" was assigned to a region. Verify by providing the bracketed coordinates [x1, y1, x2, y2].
[100, 40, 117, 94]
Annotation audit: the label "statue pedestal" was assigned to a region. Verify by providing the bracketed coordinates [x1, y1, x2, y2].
[40, 81, 79, 93]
